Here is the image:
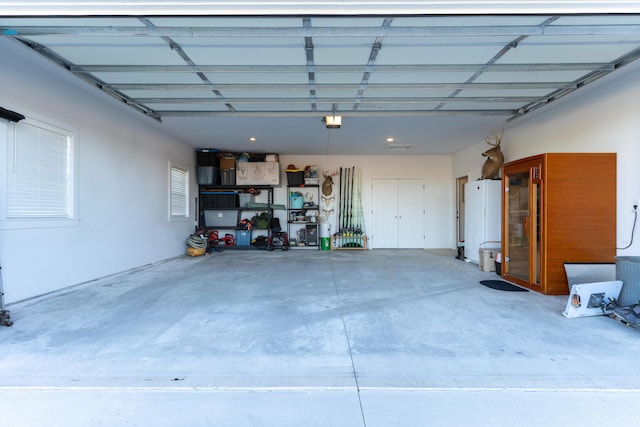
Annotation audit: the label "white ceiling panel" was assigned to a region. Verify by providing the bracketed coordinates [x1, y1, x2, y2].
[94, 72, 205, 84]
[314, 44, 377, 66]
[205, 72, 309, 85]
[444, 102, 524, 111]
[367, 72, 477, 84]
[29, 36, 184, 65]
[236, 103, 312, 112]
[505, 36, 640, 63]
[315, 89, 360, 99]
[219, 90, 311, 99]
[310, 17, 386, 28]
[180, 45, 305, 66]
[551, 16, 640, 25]
[121, 90, 220, 99]
[0, 17, 142, 26]
[391, 16, 551, 27]
[314, 73, 366, 84]
[380, 35, 517, 49]
[375, 45, 502, 65]
[456, 88, 554, 98]
[356, 103, 442, 111]
[152, 103, 228, 111]
[174, 36, 303, 48]
[364, 89, 457, 98]
[148, 17, 303, 28]
[474, 70, 588, 83]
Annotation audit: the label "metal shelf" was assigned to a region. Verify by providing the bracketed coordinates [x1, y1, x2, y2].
[287, 184, 319, 249]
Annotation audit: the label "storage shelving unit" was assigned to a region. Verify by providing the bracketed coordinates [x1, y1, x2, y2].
[199, 185, 275, 250]
[287, 184, 320, 249]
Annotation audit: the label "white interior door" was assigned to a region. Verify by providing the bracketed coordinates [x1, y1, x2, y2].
[372, 178, 425, 248]
[398, 179, 425, 248]
[372, 179, 399, 248]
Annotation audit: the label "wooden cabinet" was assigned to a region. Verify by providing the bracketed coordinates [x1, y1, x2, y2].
[501, 153, 616, 295]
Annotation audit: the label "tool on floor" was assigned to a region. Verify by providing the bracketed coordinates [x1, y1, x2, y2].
[0, 261, 13, 327]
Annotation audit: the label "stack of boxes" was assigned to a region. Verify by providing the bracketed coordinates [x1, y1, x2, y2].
[220, 155, 236, 186]
[196, 149, 220, 185]
[197, 150, 280, 186]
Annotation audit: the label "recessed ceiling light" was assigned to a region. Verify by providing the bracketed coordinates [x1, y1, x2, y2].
[386, 137, 395, 143]
[249, 137, 257, 142]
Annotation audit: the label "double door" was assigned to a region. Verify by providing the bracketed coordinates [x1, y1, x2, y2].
[371, 179, 425, 248]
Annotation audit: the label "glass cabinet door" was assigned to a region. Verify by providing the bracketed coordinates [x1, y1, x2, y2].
[505, 170, 531, 282]
[503, 162, 542, 288]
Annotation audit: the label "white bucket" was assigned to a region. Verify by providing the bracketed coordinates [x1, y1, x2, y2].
[320, 223, 331, 238]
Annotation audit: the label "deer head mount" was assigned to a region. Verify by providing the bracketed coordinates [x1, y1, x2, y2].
[322, 170, 338, 197]
[481, 129, 504, 180]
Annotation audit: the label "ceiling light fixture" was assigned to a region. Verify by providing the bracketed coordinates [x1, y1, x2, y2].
[249, 137, 256, 142]
[323, 103, 342, 129]
[323, 115, 342, 129]
[386, 137, 395, 143]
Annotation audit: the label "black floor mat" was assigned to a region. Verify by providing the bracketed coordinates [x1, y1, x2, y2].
[480, 280, 529, 292]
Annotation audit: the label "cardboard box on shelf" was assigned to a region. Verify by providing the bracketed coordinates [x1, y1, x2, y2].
[220, 157, 236, 170]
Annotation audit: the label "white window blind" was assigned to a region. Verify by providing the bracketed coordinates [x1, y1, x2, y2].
[7, 120, 73, 218]
[170, 165, 188, 218]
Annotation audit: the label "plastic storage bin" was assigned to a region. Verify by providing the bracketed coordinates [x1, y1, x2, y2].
[238, 193, 254, 207]
[204, 210, 238, 227]
[221, 169, 236, 186]
[286, 171, 305, 186]
[290, 194, 304, 209]
[236, 229, 252, 247]
[201, 192, 238, 209]
[197, 166, 220, 185]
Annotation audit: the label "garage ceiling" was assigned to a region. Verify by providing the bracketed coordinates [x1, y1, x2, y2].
[2, 14, 640, 155]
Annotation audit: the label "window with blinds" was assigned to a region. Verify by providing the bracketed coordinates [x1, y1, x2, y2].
[7, 119, 74, 219]
[169, 164, 188, 218]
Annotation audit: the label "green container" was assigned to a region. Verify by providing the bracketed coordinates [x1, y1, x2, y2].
[320, 237, 330, 250]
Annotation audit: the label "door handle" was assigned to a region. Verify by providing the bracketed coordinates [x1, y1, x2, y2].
[524, 216, 529, 235]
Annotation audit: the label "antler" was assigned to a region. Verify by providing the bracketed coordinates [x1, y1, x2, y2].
[485, 129, 503, 146]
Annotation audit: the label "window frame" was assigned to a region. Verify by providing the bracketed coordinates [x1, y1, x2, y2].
[0, 111, 78, 230]
[168, 162, 189, 222]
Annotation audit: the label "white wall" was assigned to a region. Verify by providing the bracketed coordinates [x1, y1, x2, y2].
[453, 59, 640, 256]
[278, 155, 453, 249]
[0, 38, 197, 303]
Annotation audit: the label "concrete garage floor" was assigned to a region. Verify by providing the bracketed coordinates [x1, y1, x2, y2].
[1, 249, 639, 426]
